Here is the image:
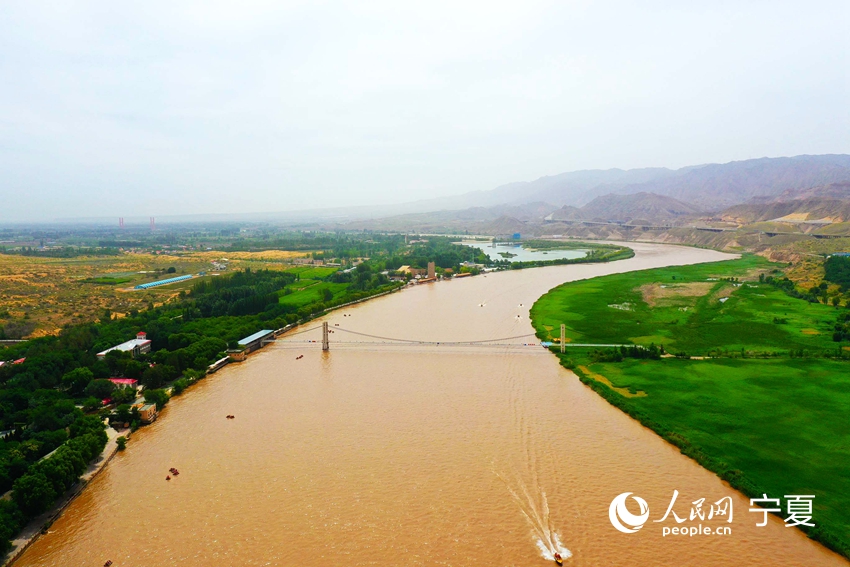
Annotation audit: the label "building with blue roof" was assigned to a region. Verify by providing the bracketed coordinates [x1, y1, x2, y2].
[134, 274, 194, 290]
[238, 330, 275, 353]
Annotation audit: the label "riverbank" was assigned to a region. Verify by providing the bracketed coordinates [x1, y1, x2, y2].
[530, 255, 850, 558]
[2, 427, 126, 567]
[1, 280, 411, 566]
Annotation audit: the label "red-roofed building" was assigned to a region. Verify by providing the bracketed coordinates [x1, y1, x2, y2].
[109, 378, 139, 389]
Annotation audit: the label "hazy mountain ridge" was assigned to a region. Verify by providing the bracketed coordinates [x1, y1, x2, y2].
[570, 192, 702, 222]
[720, 182, 850, 224]
[458, 154, 850, 212]
[609, 155, 850, 210]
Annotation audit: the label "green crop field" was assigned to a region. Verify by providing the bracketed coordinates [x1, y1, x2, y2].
[278, 281, 349, 307]
[531, 255, 850, 556]
[285, 266, 338, 279]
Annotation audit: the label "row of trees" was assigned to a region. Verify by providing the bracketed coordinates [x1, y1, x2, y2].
[0, 415, 107, 553]
[589, 344, 663, 363]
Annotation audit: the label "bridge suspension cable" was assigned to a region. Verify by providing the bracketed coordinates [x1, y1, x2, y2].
[330, 327, 538, 345]
[278, 325, 324, 338]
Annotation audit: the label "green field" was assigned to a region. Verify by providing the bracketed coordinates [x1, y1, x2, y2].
[530, 255, 850, 556]
[531, 255, 841, 355]
[278, 281, 349, 307]
[81, 276, 131, 285]
[285, 266, 338, 279]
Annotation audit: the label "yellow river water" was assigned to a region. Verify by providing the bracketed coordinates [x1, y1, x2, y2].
[14, 242, 848, 566]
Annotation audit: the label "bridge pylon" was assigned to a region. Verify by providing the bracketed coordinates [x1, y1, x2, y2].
[322, 322, 329, 351]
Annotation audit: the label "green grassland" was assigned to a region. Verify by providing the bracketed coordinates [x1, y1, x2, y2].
[531, 255, 841, 355]
[579, 358, 850, 547]
[530, 255, 850, 556]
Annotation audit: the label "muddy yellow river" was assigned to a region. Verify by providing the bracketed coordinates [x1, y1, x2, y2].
[16, 243, 847, 566]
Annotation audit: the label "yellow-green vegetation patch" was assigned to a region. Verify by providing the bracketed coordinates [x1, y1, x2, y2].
[577, 365, 646, 397]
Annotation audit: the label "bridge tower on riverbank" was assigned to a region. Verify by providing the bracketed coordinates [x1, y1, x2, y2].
[560, 324, 565, 353]
[322, 322, 329, 351]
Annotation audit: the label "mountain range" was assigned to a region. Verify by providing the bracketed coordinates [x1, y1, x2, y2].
[435, 154, 850, 212]
[338, 155, 850, 239]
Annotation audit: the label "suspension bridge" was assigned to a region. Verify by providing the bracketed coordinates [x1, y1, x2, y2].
[265, 322, 635, 352]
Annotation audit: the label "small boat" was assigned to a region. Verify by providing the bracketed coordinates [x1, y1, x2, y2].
[166, 475, 171, 481]
[104, 561, 113, 567]
[554, 553, 563, 565]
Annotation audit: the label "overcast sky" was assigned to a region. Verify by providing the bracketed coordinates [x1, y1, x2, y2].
[0, 1, 847, 222]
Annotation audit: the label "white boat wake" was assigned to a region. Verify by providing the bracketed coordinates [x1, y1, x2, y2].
[494, 469, 572, 561]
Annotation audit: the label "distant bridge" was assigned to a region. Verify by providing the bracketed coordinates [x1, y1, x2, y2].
[269, 323, 636, 352]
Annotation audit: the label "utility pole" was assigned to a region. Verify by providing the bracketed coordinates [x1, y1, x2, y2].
[560, 324, 565, 353]
[322, 321, 329, 351]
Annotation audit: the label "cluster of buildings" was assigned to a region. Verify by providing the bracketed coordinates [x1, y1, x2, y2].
[102, 377, 158, 425]
[396, 262, 437, 282]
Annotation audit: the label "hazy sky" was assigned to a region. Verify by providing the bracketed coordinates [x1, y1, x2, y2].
[1, 1, 847, 222]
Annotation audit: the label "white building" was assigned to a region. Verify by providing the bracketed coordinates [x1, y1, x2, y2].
[96, 332, 152, 360]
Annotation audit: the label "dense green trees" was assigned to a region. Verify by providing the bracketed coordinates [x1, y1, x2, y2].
[825, 255, 850, 290]
[2, 415, 107, 547]
[143, 389, 169, 410]
[61, 367, 93, 394]
[84, 379, 115, 399]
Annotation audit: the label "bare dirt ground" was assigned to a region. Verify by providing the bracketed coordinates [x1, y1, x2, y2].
[0, 250, 310, 338]
[638, 281, 715, 307]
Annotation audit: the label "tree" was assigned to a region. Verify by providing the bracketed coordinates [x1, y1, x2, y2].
[0, 500, 23, 554]
[69, 415, 106, 439]
[111, 386, 136, 405]
[124, 360, 145, 379]
[171, 378, 189, 395]
[84, 379, 115, 400]
[114, 404, 132, 424]
[116, 436, 127, 451]
[144, 389, 169, 410]
[142, 365, 165, 388]
[166, 267, 176, 273]
[61, 367, 93, 394]
[12, 473, 56, 518]
[82, 397, 102, 412]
